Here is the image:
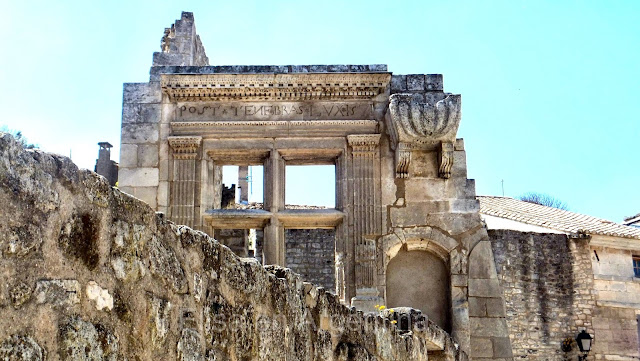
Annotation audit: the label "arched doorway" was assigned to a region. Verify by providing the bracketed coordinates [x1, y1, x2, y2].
[386, 248, 451, 331]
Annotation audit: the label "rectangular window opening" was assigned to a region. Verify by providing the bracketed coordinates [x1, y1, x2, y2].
[633, 255, 640, 278]
[285, 165, 335, 209]
[221, 165, 264, 209]
[214, 228, 263, 261]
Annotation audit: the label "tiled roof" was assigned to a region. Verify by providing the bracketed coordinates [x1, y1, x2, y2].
[477, 196, 640, 240]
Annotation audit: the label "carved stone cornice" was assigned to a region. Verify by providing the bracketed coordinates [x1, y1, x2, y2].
[161, 73, 391, 101]
[168, 136, 202, 159]
[347, 134, 381, 157]
[386, 93, 461, 178]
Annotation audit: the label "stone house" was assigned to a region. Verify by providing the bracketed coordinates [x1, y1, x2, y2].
[479, 196, 640, 360]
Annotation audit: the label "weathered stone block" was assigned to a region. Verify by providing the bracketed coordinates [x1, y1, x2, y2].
[492, 337, 513, 357]
[469, 297, 486, 317]
[121, 123, 159, 144]
[407, 74, 425, 91]
[119, 143, 138, 168]
[425, 74, 444, 91]
[470, 337, 493, 358]
[34, 279, 80, 307]
[391, 75, 407, 92]
[0, 335, 44, 360]
[405, 178, 445, 202]
[469, 241, 498, 279]
[118, 168, 159, 187]
[485, 298, 506, 317]
[138, 144, 159, 167]
[59, 316, 119, 360]
[123, 82, 162, 104]
[469, 317, 509, 337]
[469, 279, 502, 298]
[134, 186, 158, 208]
[122, 103, 162, 124]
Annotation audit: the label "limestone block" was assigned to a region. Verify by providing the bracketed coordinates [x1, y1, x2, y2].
[469, 297, 486, 317]
[485, 298, 506, 317]
[34, 279, 80, 307]
[59, 316, 119, 360]
[119, 143, 138, 168]
[122, 103, 161, 124]
[469, 317, 509, 337]
[425, 74, 444, 91]
[147, 236, 187, 293]
[410, 151, 439, 178]
[449, 199, 480, 213]
[138, 144, 159, 167]
[391, 75, 407, 92]
[123, 82, 162, 104]
[470, 337, 493, 358]
[121, 123, 159, 144]
[492, 337, 513, 358]
[405, 178, 445, 202]
[118, 168, 159, 187]
[118, 186, 134, 196]
[0, 335, 44, 360]
[157, 181, 169, 207]
[469, 241, 498, 279]
[135, 186, 158, 209]
[451, 150, 468, 178]
[153, 52, 191, 66]
[407, 74, 425, 91]
[159, 159, 169, 181]
[469, 279, 502, 298]
[390, 202, 452, 227]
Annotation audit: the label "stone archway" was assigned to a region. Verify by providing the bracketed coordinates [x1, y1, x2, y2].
[385, 247, 451, 332]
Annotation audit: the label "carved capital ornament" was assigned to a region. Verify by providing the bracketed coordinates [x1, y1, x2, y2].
[168, 136, 202, 159]
[386, 93, 461, 178]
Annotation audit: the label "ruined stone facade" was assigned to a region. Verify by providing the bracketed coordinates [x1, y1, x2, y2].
[0, 133, 462, 360]
[118, 12, 510, 358]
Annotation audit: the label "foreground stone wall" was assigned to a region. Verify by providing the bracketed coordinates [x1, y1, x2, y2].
[0, 133, 463, 360]
[488, 230, 596, 360]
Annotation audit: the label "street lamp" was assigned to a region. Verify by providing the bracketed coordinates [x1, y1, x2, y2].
[576, 330, 593, 361]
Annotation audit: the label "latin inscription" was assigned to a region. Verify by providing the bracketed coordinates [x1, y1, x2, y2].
[176, 102, 373, 121]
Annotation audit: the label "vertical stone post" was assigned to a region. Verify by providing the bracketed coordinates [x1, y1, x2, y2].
[263, 150, 285, 265]
[347, 134, 383, 311]
[168, 136, 202, 228]
[238, 166, 249, 203]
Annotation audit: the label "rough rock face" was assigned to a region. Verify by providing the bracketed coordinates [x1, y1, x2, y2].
[0, 132, 462, 360]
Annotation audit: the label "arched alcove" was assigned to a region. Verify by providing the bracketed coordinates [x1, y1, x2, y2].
[386, 248, 451, 332]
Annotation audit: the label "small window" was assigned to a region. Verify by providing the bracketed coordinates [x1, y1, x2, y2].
[634, 256, 640, 278]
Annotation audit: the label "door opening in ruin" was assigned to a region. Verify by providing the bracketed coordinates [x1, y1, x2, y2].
[285, 165, 335, 208]
[221, 165, 264, 208]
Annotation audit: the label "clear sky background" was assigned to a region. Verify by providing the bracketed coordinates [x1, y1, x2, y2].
[1, 0, 638, 221]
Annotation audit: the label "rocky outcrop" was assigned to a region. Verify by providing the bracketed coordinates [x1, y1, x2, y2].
[0, 132, 462, 360]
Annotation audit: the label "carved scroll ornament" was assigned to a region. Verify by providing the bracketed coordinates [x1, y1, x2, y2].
[386, 93, 461, 178]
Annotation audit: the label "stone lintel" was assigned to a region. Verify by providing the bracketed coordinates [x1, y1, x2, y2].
[203, 209, 344, 229]
[170, 120, 378, 138]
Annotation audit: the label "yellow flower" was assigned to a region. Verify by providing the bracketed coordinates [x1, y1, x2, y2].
[375, 305, 380, 309]
[379, 306, 386, 310]
[388, 309, 394, 313]
[391, 320, 397, 324]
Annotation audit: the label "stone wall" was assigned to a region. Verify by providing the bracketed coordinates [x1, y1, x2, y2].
[0, 133, 464, 360]
[285, 229, 336, 292]
[153, 12, 209, 67]
[590, 243, 640, 360]
[488, 230, 596, 360]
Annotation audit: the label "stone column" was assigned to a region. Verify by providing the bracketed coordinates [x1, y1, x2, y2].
[347, 134, 383, 311]
[238, 166, 249, 203]
[263, 150, 285, 265]
[168, 136, 202, 228]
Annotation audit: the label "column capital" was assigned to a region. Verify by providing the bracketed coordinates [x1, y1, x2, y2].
[168, 136, 202, 159]
[347, 134, 381, 157]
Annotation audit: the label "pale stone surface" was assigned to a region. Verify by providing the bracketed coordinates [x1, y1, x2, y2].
[138, 144, 159, 167]
[86, 281, 114, 311]
[121, 123, 159, 144]
[119, 143, 138, 167]
[118, 168, 159, 187]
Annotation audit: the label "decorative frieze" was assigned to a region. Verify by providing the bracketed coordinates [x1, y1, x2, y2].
[161, 73, 391, 101]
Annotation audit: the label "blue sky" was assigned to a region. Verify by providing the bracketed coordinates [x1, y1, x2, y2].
[1, 0, 638, 221]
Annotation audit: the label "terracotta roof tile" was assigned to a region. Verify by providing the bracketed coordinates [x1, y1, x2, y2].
[477, 196, 640, 240]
